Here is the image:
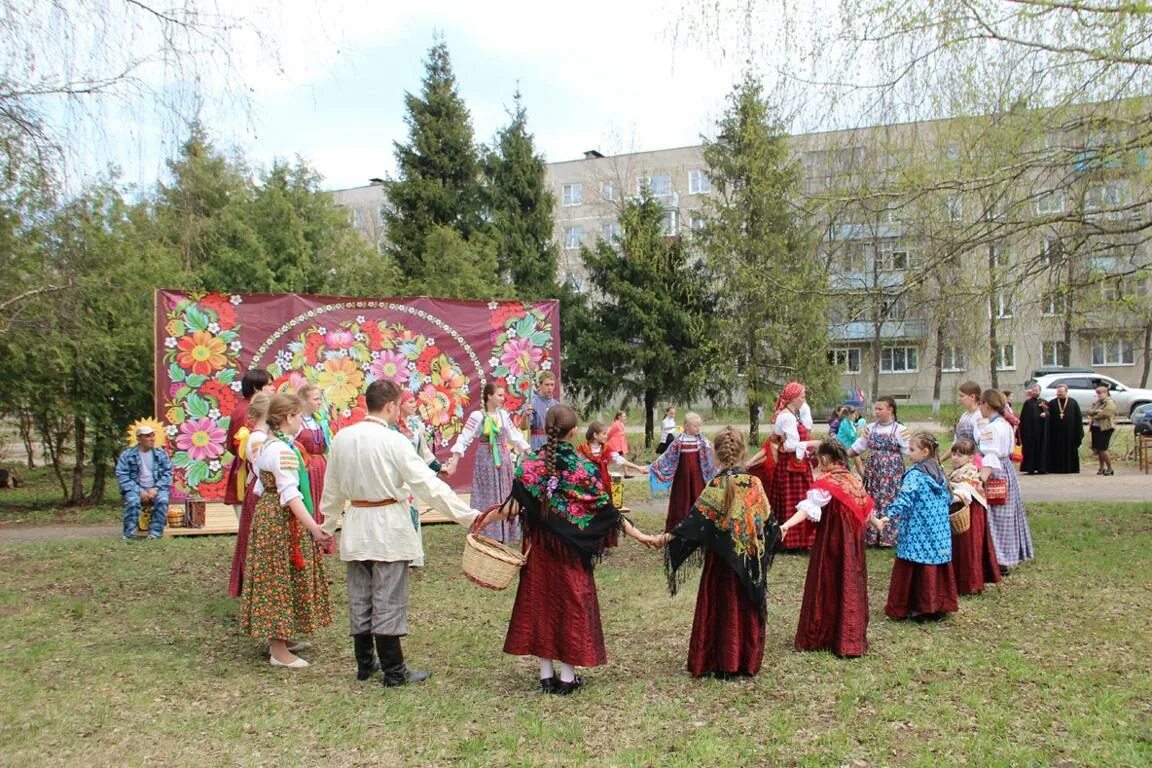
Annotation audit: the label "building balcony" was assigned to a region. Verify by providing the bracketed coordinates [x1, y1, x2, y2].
[829, 320, 928, 342]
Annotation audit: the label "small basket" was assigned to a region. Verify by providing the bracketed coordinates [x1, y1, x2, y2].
[949, 500, 971, 535]
[462, 503, 529, 591]
[167, 506, 185, 528]
[984, 477, 1008, 505]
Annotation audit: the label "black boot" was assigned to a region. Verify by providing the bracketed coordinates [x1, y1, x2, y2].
[375, 635, 431, 687]
[353, 634, 378, 681]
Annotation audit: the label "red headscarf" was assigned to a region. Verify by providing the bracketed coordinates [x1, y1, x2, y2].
[773, 382, 806, 419]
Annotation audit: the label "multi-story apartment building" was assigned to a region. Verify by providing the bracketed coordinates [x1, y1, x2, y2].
[332, 107, 1151, 405]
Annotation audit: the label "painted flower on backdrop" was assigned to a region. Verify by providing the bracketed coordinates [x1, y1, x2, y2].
[369, 350, 409, 385]
[317, 357, 364, 409]
[176, 417, 227, 462]
[176, 330, 228, 376]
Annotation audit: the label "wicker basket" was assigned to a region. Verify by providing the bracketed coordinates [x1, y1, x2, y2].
[949, 500, 971, 535]
[167, 506, 185, 528]
[462, 504, 529, 591]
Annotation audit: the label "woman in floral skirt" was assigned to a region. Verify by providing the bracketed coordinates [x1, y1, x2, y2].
[848, 396, 909, 548]
[241, 394, 334, 668]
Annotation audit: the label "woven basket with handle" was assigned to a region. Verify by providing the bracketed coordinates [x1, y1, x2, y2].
[462, 503, 529, 591]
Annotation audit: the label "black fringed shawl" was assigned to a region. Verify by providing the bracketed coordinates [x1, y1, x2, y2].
[664, 470, 779, 616]
[508, 442, 623, 569]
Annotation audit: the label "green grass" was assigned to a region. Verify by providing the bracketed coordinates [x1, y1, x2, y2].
[0, 466, 119, 526]
[1, 502, 1150, 766]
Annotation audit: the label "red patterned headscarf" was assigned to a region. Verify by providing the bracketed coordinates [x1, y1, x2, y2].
[773, 382, 806, 419]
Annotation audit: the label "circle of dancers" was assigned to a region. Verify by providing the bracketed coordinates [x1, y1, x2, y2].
[221, 372, 1035, 691]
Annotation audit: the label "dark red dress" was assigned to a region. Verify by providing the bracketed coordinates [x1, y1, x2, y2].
[687, 552, 765, 676]
[795, 468, 873, 657]
[951, 500, 1002, 596]
[503, 526, 607, 667]
[747, 439, 776, 496]
[885, 561, 959, 618]
[665, 445, 706, 533]
[578, 442, 618, 548]
[223, 399, 251, 506]
[770, 423, 817, 549]
[227, 476, 258, 597]
[296, 420, 336, 555]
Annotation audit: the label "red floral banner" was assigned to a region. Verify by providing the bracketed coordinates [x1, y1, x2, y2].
[155, 291, 560, 501]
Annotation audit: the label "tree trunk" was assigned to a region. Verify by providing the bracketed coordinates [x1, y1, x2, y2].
[1141, 319, 1151, 388]
[87, 439, 109, 506]
[748, 398, 760, 446]
[931, 323, 945, 415]
[18, 407, 35, 469]
[69, 415, 86, 507]
[988, 247, 999, 389]
[37, 412, 69, 501]
[643, 388, 656, 449]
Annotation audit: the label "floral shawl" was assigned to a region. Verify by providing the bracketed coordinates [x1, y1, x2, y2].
[948, 462, 987, 508]
[511, 441, 622, 567]
[812, 465, 874, 526]
[664, 470, 779, 616]
[649, 433, 717, 495]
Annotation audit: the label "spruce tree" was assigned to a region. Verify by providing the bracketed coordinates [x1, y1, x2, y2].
[384, 41, 488, 293]
[483, 92, 559, 298]
[700, 72, 837, 442]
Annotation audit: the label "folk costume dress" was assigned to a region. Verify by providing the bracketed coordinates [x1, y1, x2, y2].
[227, 427, 267, 597]
[391, 416, 442, 568]
[577, 441, 628, 548]
[224, 397, 252, 508]
[948, 462, 1001, 595]
[529, 392, 560, 451]
[650, 433, 717, 533]
[451, 408, 530, 542]
[793, 466, 874, 657]
[883, 461, 958, 620]
[240, 434, 333, 640]
[747, 438, 776, 499]
[665, 471, 779, 677]
[770, 409, 817, 550]
[297, 413, 336, 555]
[978, 414, 1034, 569]
[503, 442, 625, 668]
[851, 421, 909, 548]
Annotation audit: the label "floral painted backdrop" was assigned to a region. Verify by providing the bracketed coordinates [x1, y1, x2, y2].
[156, 292, 560, 501]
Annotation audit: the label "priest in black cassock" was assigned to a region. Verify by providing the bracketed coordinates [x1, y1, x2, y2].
[1044, 384, 1083, 474]
[1019, 383, 1049, 475]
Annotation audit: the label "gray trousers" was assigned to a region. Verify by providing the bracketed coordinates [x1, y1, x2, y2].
[346, 560, 409, 636]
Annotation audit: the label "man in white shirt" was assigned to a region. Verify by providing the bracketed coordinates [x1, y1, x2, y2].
[320, 380, 481, 686]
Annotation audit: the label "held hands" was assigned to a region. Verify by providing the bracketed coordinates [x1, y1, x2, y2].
[441, 456, 459, 477]
[869, 516, 888, 533]
[310, 527, 333, 543]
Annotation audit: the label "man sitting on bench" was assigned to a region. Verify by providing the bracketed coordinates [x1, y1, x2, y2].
[115, 425, 174, 540]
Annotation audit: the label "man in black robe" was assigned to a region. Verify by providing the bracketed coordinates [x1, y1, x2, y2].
[1018, 383, 1049, 474]
[1044, 384, 1083, 473]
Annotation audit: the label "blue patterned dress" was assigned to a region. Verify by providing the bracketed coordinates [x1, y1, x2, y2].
[854, 422, 907, 548]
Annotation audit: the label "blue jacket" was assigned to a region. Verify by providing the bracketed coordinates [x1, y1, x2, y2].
[886, 463, 952, 565]
[115, 447, 174, 497]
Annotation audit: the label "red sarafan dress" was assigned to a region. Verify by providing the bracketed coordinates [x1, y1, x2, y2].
[793, 466, 874, 658]
[770, 410, 816, 550]
[947, 464, 1001, 596]
[503, 443, 624, 669]
[227, 429, 265, 598]
[224, 398, 251, 506]
[666, 472, 776, 678]
[578, 441, 619, 548]
[296, 416, 336, 554]
[649, 433, 717, 533]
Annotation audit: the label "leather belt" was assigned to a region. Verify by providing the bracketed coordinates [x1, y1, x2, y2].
[350, 499, 399, 507]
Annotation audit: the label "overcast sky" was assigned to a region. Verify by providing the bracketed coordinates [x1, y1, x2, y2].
[75, 0, 798, 191]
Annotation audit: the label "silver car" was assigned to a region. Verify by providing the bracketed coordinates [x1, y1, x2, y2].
[1033, 371, 1152, 417]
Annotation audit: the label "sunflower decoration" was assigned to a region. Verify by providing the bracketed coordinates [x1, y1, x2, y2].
[125, 417, 167, 448]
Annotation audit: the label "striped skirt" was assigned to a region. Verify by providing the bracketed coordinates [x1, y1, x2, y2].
[986, 461, 1034, 569]
[471, 442, 519, 542]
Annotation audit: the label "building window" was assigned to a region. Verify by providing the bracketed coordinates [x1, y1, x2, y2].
[689, 213, 707, 231]
[940, 345, 965, 373]
[640, 173, 673, 198]
[660, 210, 678, 236]
[601, 221, 622, 242]
[689, 169, 711, 195]
[1100, 278, 1122, 302]
[1036, 190, 1065, 215]
[830, 348, 861, 374]
[946, 195, 963, 222]
[1042, 341, 1070, 368]
[991, 244, 1010, 269]
[1041, 290, 1066, 316]
[1085, 180, 1130, 216]
[876, 239, 910, 271]
[350, 208, 364, 228]
[1092, 338, 1135, 366]
[995, 290, 1013, 318]
[601, 181, 619, 202]
[1040, 238, 1063, 266]
[562, 183, 583, 207]
[563, 226, 583, 250]
[996, 343, 1016, 371]
[881, 346, 918, 373]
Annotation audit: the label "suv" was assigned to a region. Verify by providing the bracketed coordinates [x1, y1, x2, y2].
[1031, 370, 1152, 417]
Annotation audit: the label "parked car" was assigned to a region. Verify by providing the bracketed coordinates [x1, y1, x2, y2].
[1133, 402, 1152, 435]
[1031, 370, 1152, 417]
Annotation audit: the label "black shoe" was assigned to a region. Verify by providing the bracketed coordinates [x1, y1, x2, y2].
[539, 677, 557, 693]
[353, 634, 378, 681]
[383, 668, 431, 687]
[549, 676, 583, 695]
[1103, 470, 1114, 476]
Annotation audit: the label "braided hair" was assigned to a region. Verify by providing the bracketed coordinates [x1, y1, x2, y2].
[712, 426, 747, 518]
[909, 430, 943, 473]
[815, 438, 849, 467]
[543, 404, 579, 513]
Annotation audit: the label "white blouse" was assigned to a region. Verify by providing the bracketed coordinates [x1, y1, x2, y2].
[450, 408, 530, 456]
[660, 416, 676, 440]
[795, 488, 833, 522]
[773, 410, 807, 457]
[977, 416, 1014, 471]
[251, 437, 304, 507]
[849, 421, 910, 456]
[589, 443, 626, 465]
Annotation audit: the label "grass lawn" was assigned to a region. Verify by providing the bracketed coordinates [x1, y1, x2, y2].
[1, 502, 1150, 767]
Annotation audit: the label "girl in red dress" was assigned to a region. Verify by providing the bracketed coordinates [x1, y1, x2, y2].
[947, 437, 1001, 595]
[578, 421, 650, 547]
[769, 382, 822, 550]
[780, 439, 876, 657]
[648, 413, 717, 532]
[660, 427, 779, 678]
[296, 384, 337, 555]
[227, 392, 271, 597]
[504, 405, 661, 694]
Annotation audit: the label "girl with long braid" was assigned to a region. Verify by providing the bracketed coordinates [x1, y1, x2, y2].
[659, 427, 779, 679]
[503, 404, 661, 695]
